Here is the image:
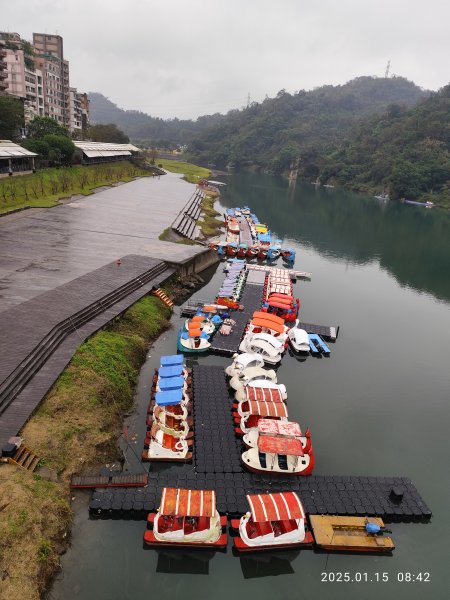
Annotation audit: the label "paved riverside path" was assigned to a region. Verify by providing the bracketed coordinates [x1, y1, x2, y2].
[0, 173, 202, 313]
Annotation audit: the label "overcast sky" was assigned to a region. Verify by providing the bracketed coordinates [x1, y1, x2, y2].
[3, 0, 449, 119]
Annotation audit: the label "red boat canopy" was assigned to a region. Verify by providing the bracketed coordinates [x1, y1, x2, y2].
[160, 487, 216, 517]
[258, 435, 304, 455]
[245, 387, 285, 403]
[252, 311, 285, 326]
[246, 492, 305, 522]
[258, 419, 302, 437]
[251, 318, 285, 334]
[268, 293, 293, 301]
[247, 400, 288, 417]
[268, 295, 292, 305]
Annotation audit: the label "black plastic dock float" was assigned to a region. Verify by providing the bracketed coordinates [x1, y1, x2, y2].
[209, 284, 263, 355]
[88, 366, 432, 523]
[297, 321, 339, 342]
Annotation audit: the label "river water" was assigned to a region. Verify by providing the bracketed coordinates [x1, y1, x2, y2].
[51, 173, 450, 600]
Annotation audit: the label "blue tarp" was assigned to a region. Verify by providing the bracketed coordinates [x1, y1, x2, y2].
[155, 389, 183, 406]
[158, 365, 183, 378]
[160, 354, 184, 367]
[158, 376, 185, 391]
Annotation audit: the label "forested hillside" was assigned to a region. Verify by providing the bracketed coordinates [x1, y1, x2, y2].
[186, 77, 428, 172]
[89, 93, 225, 147]
[321, 84, 450, 205]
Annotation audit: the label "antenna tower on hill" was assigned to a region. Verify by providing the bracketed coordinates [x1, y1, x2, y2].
[385, 60, 391, 78]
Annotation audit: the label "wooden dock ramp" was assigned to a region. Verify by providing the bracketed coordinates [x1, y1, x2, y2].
[309, 515, 395, 552]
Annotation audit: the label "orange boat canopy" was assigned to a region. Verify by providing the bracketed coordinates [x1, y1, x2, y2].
[160, 487, 216, 517]
[258, 419, 302, 437]
[246, 400, 288, 417]
[252, 311, 285, 326]
[268, 295, 292, 305]
[191, 315, 206, 323]
[251, 318, 285, 334]
[188, 328, 202, 337]
[246, 492, 305, 522]
[245, 387, 285, 403]
[258, 434, 304, 455]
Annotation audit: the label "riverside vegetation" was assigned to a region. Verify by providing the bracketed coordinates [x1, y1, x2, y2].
[0, 294, 172, 600]
[0, 160, 153, 214]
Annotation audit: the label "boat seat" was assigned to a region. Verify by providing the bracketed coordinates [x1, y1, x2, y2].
[258, 451, 267, 469]
[278, 519, 298, 535]
[278, 454, 289, 470]
[255, 521, 273, 536]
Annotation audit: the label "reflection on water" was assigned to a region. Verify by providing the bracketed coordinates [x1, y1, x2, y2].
[153, 548, 216, 575]
[220, 173, 450, 302]
[238, 550, 300, 579]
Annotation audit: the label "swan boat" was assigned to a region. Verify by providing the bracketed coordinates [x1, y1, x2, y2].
[231, 492, 313, 551]
[142, 423, 193, 462]
[144, 488, 228, 548]
[242, 419, 312, 455]
[224, 352, 265, 378]
[241, 429, 314, 475]
[229, 365, 277, 391]
[287, 320, 310, 353]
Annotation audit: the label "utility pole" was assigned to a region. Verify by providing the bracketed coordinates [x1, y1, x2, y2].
[385, 60, 391, 78]
[247, 92, 251, 108]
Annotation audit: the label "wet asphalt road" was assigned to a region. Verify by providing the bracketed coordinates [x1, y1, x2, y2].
[0, 173, 202, 313]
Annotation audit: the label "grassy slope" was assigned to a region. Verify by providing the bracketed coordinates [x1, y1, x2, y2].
[0, 295, 171, 600]
[0, 161, 152, 214]
[156, 158, 211, 183]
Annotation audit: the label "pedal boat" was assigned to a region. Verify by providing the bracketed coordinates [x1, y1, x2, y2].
[153, 375, 189, 394]
[224, 352, 265, 378]
[144, 488, 227, 548]
[231, 492, 313, 551]
[152, 391, 189, 421]
[234, 382, 287, 406]
[229, 365, 277, 391]
[142, 423, 193, 462]
[235, 396, 288, 434]
[243, 418, 312, 455]
[287, 320, 310, 353]
[184, 316, 216, 336]
[281, 248, 296, 262]
[242, 431, 314, 475]
[246, 245, 259, 258]
[239, 333, 285, 364]
[246, 316, 288, 344]
[177, 328, 211, 353]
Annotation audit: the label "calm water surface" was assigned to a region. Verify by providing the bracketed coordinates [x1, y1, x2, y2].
[51, 174, 450, 600]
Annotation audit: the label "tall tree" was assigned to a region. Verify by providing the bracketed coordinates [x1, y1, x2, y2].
[0, 96, 25, 140]
[27, 116, 70, 139]
[87, 123, 129, 143]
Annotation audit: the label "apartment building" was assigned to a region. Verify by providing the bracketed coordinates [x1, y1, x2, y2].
[0, 40, 8, 93]
[0, 31, 89, 133]
[32, 33, 71, 129]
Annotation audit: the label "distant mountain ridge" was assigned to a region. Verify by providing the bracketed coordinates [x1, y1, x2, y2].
[88, 92, 224, 146]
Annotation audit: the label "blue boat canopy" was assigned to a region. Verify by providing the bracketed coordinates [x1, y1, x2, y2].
[158, 376, 185, 391]
[258, 234, 272, 243]
[158, 365, 183, 378]
[228, 242, 238, 248]
[155, 389, 183, 406]
[160, 354, 184, 367]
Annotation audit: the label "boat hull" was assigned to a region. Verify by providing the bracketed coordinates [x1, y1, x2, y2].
[144, 530, 228, 548]
[233, 531, 314, 551]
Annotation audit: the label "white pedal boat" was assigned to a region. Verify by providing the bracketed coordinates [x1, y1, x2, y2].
[242, 432, 314, 475]
[229, 366, 277, 391]
[239, 332, 285, 364]
[288, 320, 310, 353]
[232, 492, 313, 550]
[143, 423, 192, 462]
[225, 352, 265, 378]
[243, 418, 312, 455]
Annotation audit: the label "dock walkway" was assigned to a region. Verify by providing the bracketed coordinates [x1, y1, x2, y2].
[90, 366, 432, 521]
